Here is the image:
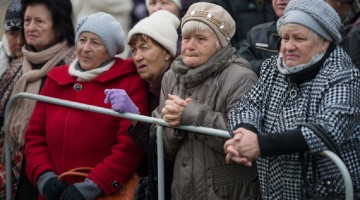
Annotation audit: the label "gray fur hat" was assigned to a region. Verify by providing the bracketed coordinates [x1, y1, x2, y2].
[75, 12, 125, 57]
[277, 0, 341, 44]
[4, 0, 22, 32]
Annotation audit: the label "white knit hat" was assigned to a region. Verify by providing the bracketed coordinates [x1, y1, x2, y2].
[145, 0, 182, 10]
[128, 10, 180, 56]
[75, 12, 125, 57]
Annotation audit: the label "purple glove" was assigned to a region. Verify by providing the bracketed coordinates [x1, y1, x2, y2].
[104, 89, 139, 114]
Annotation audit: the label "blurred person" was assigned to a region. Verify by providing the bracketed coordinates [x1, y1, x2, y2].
[324, 0, 360, 67]
[152, 2, 260, 199]
[0, 0, 23, 125]
[225, 0, 360, 199]
[2, 0, 76, 199]
[105, 10, 179, 199]
[70, 0, 134, 58]
[0, 0, 23, 198]
[201, 0, 277, 49]
[24, 12, 149, 200]
[145, 0, 198, 55]
[237, 0, 290, 76]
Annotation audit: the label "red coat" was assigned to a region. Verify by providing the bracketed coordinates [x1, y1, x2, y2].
[24, 58, 149, 197]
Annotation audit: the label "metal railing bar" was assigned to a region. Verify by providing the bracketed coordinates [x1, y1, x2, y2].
[2, 93, 354, 200]
[319, 150, 353, 200]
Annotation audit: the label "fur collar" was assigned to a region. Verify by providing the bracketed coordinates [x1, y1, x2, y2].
[172, 45, 236, 86]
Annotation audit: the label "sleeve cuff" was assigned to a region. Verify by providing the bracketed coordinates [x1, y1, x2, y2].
[258, 127, 309, 156]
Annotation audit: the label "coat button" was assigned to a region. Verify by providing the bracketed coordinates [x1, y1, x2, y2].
[112, 181, 119, 188]
[181, 161, 187, 167]
[74, 83, 82, 91]
[186, 90, 192, 96]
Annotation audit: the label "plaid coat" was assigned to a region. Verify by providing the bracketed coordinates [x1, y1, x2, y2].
[228, 46, 360, 199]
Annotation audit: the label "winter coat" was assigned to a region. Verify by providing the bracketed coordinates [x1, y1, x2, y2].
[152, 46, 261, 200]
[227, 46, 360, 199]
[24, 58, 149, 198]
[237, 21, 280, 76]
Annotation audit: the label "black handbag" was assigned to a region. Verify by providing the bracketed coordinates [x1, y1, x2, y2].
[134, 133, 158, 200]
[301, 123, 359, 200]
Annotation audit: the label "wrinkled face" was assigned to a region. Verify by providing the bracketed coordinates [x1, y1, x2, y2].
[131, 36, 171, 84]
[147, 0, 180, 16]
[5, 29, 24, 58]
[24, 4, 55, 51]
[181, 30, 219, 69]
[77, 32, 110, 70]
[272, 0, 290, 17]
[280, 25, 329, 67]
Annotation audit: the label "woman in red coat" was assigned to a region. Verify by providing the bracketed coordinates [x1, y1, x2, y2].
[24, 12, 149, 200]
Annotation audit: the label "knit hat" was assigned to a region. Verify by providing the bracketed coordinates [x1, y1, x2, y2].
[128, 10, 180, 56]
[145, 0, 182, 10]
[277, 0, 341, 43]
[75, 12, 125, 57]
[4, 0, 22, 32]
[181, 2, 236, 47]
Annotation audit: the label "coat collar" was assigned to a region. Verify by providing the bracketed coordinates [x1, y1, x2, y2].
[48, 58, 137, 85]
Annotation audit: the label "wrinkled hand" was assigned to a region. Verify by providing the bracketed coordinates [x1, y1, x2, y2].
[104, 89, 139, 114]
[42, 177, 67, 200]
[162, 94, 192, 127]
[224, 128, 260, 166]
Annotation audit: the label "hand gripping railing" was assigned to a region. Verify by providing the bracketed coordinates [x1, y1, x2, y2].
[1, 93, 354, 200]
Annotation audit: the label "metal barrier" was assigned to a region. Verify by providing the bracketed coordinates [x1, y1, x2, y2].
[1, 93, 354, 200]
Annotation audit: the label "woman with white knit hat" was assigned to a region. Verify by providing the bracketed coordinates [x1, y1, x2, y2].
[225, 0, 360, 199]
[105, 10, 180, 199]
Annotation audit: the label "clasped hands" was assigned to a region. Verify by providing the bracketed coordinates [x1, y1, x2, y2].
[162, 94, 191, 127]
[224, 128, 261, 167]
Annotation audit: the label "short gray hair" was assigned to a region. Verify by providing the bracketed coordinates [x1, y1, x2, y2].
[181, 21, 220, 49]
[279, 23, 326, 46]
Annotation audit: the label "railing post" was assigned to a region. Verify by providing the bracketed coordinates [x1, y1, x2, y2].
[156, 125, 165, 200]
[319, 150, 354, 200]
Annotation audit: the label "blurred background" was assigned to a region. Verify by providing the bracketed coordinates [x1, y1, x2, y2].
[1, 0, 11, 38]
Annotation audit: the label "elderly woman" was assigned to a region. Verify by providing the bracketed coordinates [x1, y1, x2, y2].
[152, 2, 260, 199]
[224, 0, 360, 199]
[1, 0, 23, 129]
[105, 10, 179, 199]
[2, 0, 75, 198]
[24, 12, 148, 200]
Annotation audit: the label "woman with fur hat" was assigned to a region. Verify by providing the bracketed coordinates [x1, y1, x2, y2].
[24, 12, 149, 200]
[225, 0, 360, 199]
[0, 1, 24, 198]
[0, 0, 23, 129]
[105, 10, 180, 200]
[152, 2, 260, 199]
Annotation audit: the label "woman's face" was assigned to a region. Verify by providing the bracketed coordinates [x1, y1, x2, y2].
[181, 30, 219, 69]
[131, 36, 171, 84]
[280, 25, 329, 67]
[5, 29, 24, 58]
[24, 4, 56, 52]
[147, 0, 180, 16]
[76, 32, 110, 71]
